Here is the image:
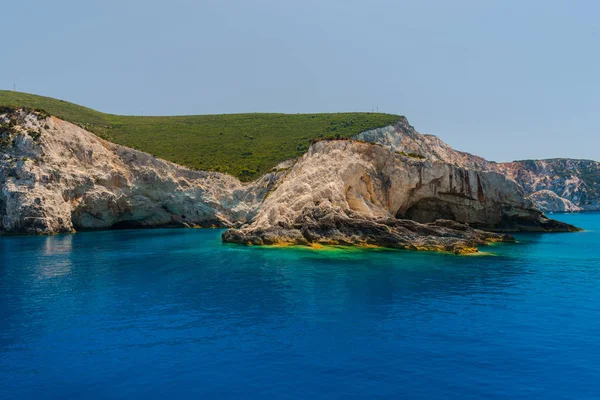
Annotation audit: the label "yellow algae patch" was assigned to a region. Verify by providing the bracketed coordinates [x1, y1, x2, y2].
[240, 239, 499, 256]
[464, 251, 498, 256]
[355, 243, 384, 249]
[270, 242, 295, 248]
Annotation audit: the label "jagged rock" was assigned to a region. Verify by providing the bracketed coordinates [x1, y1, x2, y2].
[223, 140, 579, 252]
[223, 205, 515, 255]
[0, 110, 581, 253]
[356, 118, 493, 171]
[528, 190, 582, 213]
[497, 160, 600, 212]
[356, 120, 600, 212]
[0, 109, 286, 234]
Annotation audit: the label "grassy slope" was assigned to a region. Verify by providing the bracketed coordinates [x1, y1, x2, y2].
[0, 91, 401, 181]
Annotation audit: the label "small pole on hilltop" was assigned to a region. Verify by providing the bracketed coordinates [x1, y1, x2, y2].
[13, 82, 16, 91]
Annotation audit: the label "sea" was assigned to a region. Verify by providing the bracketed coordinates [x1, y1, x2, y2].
[1, 213, 599, 399]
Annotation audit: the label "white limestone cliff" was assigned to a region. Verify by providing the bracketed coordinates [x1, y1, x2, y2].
[356, 119, 600, 212]
[0, 109, 283, 234]
[0, 110, 580, 253]
[223, 140, 577, 253]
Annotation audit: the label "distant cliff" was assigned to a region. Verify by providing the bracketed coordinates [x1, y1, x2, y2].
[357, 118, 600, 212]
[496, 159, 600, 212]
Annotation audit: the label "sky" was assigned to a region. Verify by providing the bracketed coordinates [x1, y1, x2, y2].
[2, 0, 598, 162]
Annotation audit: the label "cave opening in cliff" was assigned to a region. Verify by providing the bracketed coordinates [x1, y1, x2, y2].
[400, 198, 456, 223]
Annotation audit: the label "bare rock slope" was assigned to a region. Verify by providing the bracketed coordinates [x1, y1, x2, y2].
[223, 140, 577, 253]
[356, 118, 600, 212]
[0, 109, 282, 234]
[1, 110, 579, 253]
[496, 159, 600, 212]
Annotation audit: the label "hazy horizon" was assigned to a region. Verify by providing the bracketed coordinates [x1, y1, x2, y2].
[2, 0, 598, 163]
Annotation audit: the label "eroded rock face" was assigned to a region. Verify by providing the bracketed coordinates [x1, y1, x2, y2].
[0, 109, 285, 234]
[0, 110, 580, 253]
[356, 118, 493, 171]
[223, 206, 515, 255]
[496, 160, 600, 212]
[528, 190, 582, 213]
[356, 120, 600, 212]
[223, 140, 578, 252]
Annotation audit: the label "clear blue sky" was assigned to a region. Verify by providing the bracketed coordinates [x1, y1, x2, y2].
[2, 0, 598, 162]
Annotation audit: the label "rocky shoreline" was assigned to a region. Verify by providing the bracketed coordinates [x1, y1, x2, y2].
[0, 109, 583, 253]
[222, 206, 517, 255]
[221, 140, 579, 252]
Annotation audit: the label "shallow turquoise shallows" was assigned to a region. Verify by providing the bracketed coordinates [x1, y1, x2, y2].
[1, 213, 599, 399]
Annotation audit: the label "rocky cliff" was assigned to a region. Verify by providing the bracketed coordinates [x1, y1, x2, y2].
[496, 159, 600, 212]
[0, 108, 284, 234]
[223, 140, 577, 253]
[356, 119, 600, 212]
[0, 109, 579, 254]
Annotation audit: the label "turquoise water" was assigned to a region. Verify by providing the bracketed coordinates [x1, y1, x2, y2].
[1, 213, 599, 399]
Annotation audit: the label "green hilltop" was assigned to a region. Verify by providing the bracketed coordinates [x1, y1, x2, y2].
[0, 90, 401, 181]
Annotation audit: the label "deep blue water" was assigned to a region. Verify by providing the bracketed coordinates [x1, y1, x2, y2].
[1, 214, 599, 399]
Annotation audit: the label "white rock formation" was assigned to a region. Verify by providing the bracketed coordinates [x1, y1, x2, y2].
[356, 119, 600, 212]
[223, 140, 577, 253]
[496, 159, 600, 211]
[0, 110, 580, 252]
[356, 117, 493, 171]
[0, 109, 284, 234]
[246, 140, 544, 231]
[528, 190, 582, 213]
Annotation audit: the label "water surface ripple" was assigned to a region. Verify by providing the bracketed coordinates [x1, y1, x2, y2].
[1, 214, 599, 399]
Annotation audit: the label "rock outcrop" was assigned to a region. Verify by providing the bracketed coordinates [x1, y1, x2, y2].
[356, 119, 600, 212]
[0, 109, 284, 234]
[356, 117, 493, 171]
[223, 209, 515, 255]
[496, 159, 600, 212]
[223, 140, 578, 253]
[0, 109, 581, 253]
[528, 190, 582, 213]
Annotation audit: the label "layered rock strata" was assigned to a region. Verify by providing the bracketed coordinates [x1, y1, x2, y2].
[1, 109, 580, 253]
[0, 109, 283, 234]
[356, 119, 600, 212]
[223, 140, 578, 252]
[223, 208, 514, 255]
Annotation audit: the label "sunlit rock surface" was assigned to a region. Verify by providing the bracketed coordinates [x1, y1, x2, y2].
[356, 119, 600, 212]
[0, 110, 581, 252]
[0, 109, 283, 234]
[223, 140, 577, 252]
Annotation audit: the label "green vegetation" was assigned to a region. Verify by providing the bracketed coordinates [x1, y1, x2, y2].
[0, 91, 401, 181]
